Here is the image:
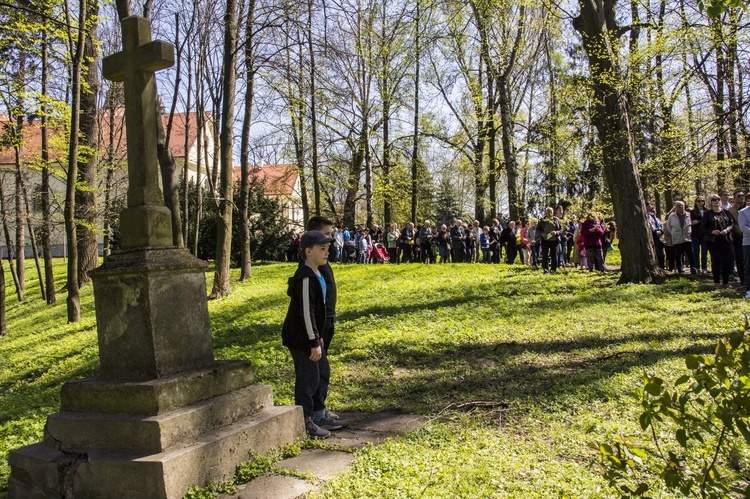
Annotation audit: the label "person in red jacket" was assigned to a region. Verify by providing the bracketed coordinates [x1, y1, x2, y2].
[580, 212, 605, 272]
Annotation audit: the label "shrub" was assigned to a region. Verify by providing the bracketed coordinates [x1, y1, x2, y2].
[593, 319, 750, 497]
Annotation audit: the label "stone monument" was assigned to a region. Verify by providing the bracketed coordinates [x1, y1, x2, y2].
[7, 16, 304, 499]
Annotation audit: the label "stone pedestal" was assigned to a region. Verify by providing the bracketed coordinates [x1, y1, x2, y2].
[8, 248, 305, 498]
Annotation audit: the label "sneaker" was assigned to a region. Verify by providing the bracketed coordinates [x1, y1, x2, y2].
[314, 415, 346, 431]
[745, 291, 750, 299]
[305, 417, 331, 438]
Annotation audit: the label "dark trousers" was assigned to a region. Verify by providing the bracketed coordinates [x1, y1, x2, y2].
[733, 236, 744, 283]
[289, 346, 330, 419]
[505, 244, 517, 264]
[652, 233, 665, 268]
[531, 244, 540, 266]
[399, 243, 412, 263]
[586, 246, 604, 271]
[452, 240, 465, 262]
[541, 240, 558, 271]
[708, 239, 735, 285]
[422, 244, 435, 263]
[673, 242, 694, 273]
[388, 246, 398, 263]
[492, 244, 502, 263]
[692, 236, 709, 271]
[743, 245, 750, 292]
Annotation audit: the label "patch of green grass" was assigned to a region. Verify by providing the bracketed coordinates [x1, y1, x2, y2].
[1, 253, 746, 497]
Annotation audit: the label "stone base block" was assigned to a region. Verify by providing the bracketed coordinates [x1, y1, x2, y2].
[9, 406, 305, 499]
[47, 384, 274, 454]
[60, 360, 254, 415]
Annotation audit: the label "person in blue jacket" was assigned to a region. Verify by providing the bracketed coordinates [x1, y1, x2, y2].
[282, 230, 344, 438]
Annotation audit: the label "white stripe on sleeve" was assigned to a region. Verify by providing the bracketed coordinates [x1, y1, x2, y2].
[302, 277, 316, 341]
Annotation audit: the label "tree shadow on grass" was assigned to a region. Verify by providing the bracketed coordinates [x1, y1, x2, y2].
[333, 328, 726, 415]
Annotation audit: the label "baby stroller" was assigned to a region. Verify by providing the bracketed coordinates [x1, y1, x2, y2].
[372, 243, 390, 264]
[343, 240, 357, 263]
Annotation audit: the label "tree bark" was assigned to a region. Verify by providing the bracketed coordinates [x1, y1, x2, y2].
[64, 0, 88, 322]
[238, 0, 257, 280]
[210, 0, 238, 298]
[76, 0, 100, 287]
[0, 182, 22, 302]
[307, 0, 321, 215]
[14, 115, 25, 292]
[40, 28, 56, 304]
[574, 0, 661, 284]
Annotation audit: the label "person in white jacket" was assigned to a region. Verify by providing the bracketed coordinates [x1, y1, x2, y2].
[666, 201, 696, 274]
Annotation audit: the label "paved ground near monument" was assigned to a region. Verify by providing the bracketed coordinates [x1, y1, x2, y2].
[218, 411, 428, 499]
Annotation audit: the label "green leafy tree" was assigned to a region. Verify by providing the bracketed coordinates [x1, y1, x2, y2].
[594, 319, 750, 497]
[432, 177, 464, 227]
[193, 178, 293, 265]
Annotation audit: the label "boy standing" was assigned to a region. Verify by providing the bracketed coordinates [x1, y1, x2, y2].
[283, 230, 344, 437]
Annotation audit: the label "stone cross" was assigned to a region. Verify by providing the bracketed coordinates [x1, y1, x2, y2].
[102, 16, 175, 248]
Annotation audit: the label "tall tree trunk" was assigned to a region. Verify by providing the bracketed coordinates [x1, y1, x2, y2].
[21, 180, 45, 301]
[409, 1, 420, 225]
[40, 29, 56, 303]
[14, 115, 25, 292]
[192, 52, 206, 257]
[64, 0, 88, 322]
[156, 95, 184, 247]
[238, 0, 256, 280]
[343, 133, 364, 230]
[182, 46, 192, 247]
[308, 0, 321, 215]
[0, 182, 22, 301]
[158, 12, 184, 247]
[712, 16, 727, 190]
[76, 0, 100, 287]
[498, 76, 521, 220]
[574, 0, 661, 284]
[0, 256, 6, 337]
[210, 0, 238, 298]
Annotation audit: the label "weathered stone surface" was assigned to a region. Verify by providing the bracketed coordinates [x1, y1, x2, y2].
[60, 360, 253, 415]
[73, 406, 305, 499]
[275, 449, 356, 480]
[46, 384, 274, 454]
[10, 406, 305, 499]
[119, 204, 173, 248]
[351, 412, 428, 435]
[89, 247, 214, 381]
[326, 428, 391, 450]
[7, 444, 65, 498]
[233, 475, 315, 499]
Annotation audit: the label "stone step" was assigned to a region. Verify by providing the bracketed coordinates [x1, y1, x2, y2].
[46, 384, 274, 454]
[10, 405, 305, 499]
[60, 360, 254, 415]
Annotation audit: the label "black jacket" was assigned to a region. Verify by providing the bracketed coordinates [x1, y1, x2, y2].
[298, 260, 336, 318]
[701, 209, 734, 243]
[282, 264, 326, 352]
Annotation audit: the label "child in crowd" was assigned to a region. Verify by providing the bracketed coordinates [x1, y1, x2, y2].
[480, 226, 491, 263]
[282, 230, 345, 438]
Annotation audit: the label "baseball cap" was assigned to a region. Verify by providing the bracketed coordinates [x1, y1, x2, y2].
[299, 230, 335, 251]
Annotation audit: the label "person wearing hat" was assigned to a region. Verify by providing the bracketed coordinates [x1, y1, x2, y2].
[281, 229, 344, 437]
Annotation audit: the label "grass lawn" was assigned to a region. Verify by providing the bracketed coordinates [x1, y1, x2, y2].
[1, 253, 748, 498]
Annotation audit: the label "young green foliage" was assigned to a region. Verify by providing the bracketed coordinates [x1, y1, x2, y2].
[594, 319, 750, 497]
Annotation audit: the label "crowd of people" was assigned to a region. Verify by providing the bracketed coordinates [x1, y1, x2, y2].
[287, 205, 618, 273]
[648, 189, 750, 296]
[286, 190, 750, 297]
